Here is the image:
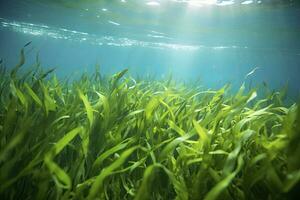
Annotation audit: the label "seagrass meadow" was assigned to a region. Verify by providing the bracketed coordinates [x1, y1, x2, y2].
[0, 49, 300, 200]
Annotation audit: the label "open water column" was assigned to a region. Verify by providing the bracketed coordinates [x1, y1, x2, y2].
[0, 0, 299, 200]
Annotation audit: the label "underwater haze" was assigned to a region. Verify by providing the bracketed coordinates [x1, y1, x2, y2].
[1, 1, 300, 200]
[1, 0, 300, 95]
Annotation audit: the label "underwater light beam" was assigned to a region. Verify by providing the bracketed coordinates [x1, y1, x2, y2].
[146, 1, 161, 6]
[241, 0, 253, 5]
[0, 18, 200, 51]
[108, 20, 120, 26]
[172, 0, 236, 7]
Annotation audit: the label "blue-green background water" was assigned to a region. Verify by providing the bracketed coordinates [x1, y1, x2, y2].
[0, 0, 300, 97]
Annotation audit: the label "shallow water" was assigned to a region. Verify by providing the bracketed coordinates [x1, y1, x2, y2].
[1, 1, 300, 200]
[1, 0, 300, 97]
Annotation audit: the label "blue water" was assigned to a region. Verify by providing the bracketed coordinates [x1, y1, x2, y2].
[0, 0, 300, 97]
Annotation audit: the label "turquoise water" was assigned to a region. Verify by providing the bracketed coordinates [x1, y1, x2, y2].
[0, 0, 300, 96]
[1, 2, 300, 200]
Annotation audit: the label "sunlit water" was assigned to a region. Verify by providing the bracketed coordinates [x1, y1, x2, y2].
[0, 0, 300, 97]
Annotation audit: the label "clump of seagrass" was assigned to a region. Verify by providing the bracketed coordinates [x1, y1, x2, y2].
[0, 49, 299, 200]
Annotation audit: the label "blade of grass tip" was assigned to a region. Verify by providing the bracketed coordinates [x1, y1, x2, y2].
[159, 135, 190, 160]
[113, 68, 128, 82]
[188, 90, 217, 100]
[159, 99, 175, 121]
[50, 115, 70, 127]
[246, 91, 257, 104]
[44, 154, 72, 189]
[147, 141, 157, 164]
[145, 97, 160, 121]
[23, 41, 32, 47]
[95, 91, 110, 119]
[112, 156, 148, 174]
[10, 81, 28, 110]
[204, 155, 244, 200]
[235, 83, 246, 98]
[38, 67, 56, 80]
[193, 119, 209, 145]
[24, 83, 43, 107]
[40, 81, 56, 115]
[78, 89, 94, 128]
[94, 63, 101, 80]
[128, 77, 137, 89]
[233, 118, 251, 135]
[245, 67, 259, 79]
[208, 150, 229, 155]
[167, 120, 185, 136]
[246, 104, 273, 118]
[126, 109, 144, 118]
[92, 138, 133, 171]
[210, 85, 227, 106]
[10, 48, 25, 78]
[87, 146, 138, 200]
[111, 69, 128, 90]
[47, 126, 83, 158]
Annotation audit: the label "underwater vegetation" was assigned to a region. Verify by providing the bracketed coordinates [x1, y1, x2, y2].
[0, 49, 300, 200]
